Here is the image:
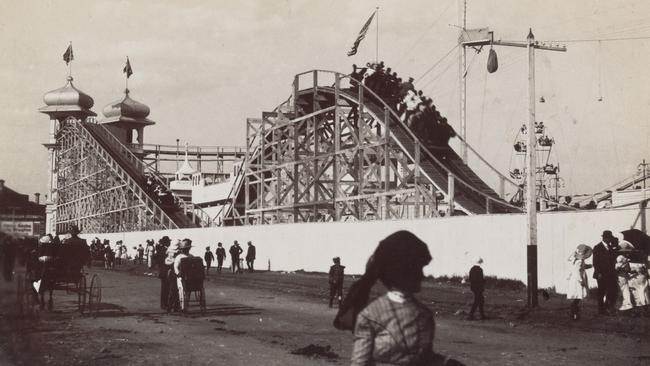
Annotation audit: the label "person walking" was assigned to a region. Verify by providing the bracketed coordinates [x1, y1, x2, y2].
[215, 242, 226, 273]
[593, 230, 619, 314]
[145, 240, 155, 269]
[328, 257, 345, 308]
[115, 241, 123, 265]
[137, 244, 145, 265]
[173, 239, 194, 311]
[157, 236, 172, 310]
[0, 231, 16, 282]
[566, 244, 593, 320]
[245, 241, 256, 273]
[468, 257, 486, 320]
[204, 247, 215, 276]
[334, 231, 460, 366]
[229, 241, 243, 274]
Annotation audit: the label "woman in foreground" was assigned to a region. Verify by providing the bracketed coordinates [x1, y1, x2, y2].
[334, 230, 463, 366]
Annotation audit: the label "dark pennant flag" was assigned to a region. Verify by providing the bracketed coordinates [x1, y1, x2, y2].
[347, 11, 376, 57]
[123, 57, 133, 78]
[63, 44, 74, 65]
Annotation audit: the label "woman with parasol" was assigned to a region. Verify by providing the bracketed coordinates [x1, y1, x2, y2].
[567, 244, 593, 320]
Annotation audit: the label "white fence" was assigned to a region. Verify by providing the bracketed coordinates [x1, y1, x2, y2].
[84, 206, 648, 293]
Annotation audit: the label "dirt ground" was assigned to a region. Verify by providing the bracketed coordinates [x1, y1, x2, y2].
[1, 262, 649, 366]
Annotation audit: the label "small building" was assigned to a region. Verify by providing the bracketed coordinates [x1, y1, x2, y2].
[0, 179, 46, 238]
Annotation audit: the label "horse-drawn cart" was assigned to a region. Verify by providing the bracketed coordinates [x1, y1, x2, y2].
[17, 258, 102, 316]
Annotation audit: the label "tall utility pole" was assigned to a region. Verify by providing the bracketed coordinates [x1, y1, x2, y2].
[525, 29, 539, 307]
[458, 0, 468, 163]
[460, 28, 566, 308]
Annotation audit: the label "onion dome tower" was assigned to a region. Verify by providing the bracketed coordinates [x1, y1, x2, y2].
[39, 75, 96, 120]
[39, 43, 96, 234]
[101, 88, 155, 147]
[100, 57, 155, 150]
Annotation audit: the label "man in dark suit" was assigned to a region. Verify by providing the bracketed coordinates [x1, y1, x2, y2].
[592, 230, 618, 314]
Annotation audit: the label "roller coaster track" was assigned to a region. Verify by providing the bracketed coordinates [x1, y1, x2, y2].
[80, 121, 213, 228]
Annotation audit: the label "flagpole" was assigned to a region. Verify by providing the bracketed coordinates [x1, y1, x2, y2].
[68, 41, 72, 78]
[375, 7, 379, 63]
[126, 56, 129, 91]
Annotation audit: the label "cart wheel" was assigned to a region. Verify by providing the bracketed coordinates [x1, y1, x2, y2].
[77, 276, 87, 314]
[199, 285, 206, 315]
[89, 275, 102, 317]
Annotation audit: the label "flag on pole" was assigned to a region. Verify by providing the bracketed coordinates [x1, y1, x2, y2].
[347, 11, 376, 57]
[63, 44, 74, 65]
[123, 57, 133, 78]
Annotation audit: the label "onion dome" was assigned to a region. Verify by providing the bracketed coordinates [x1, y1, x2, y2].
[39, 76, 96, 117]
[101, 89, 155, 125]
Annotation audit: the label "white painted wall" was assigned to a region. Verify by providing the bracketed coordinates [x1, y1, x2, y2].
[83, 206, 648, 293]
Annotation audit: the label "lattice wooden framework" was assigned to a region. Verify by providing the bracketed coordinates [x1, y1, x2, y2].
[236, 71, 445, 225]
[53, 117, 179, 233]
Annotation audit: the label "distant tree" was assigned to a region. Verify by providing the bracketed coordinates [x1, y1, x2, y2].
[563, 196, 572, 205]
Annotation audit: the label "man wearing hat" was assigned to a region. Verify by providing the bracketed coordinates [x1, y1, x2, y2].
[328, 257, 345, 308]
[468, 257, 486, 320]
[245, 241, 256, 273]
[61, 225, 91, 270]
[592, 230, 619, 314]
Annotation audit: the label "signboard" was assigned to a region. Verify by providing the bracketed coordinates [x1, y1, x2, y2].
[0, 221, 38, 237]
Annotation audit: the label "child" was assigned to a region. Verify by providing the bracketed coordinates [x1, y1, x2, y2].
[204, 247, 215, 275]
[328, 257, 345, 308]
[566, 244, 593, 320]
[468, 257, 486, 320]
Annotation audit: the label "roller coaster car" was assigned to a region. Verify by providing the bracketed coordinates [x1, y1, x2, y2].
[178, 256, 206, 314]
[544, 164, 558, 175]
[538, 136, 554, 147]
[513, 142, 526, 153]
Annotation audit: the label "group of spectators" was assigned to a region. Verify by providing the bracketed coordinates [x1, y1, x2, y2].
[567, 230, 649, 320]
[350, 62, 457, 148]
[149, 236, 258, 312]
[143, 175, 176, 208]
[203, 240, 256, 275]
[90, 238, 128, 269]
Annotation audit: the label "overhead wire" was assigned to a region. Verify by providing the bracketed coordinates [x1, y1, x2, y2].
[415, 43, 459, 83]
[541, 35, 650, 43]
[394, 0, 456, 68]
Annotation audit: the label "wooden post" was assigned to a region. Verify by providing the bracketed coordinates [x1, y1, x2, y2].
[414, 142, 421, 218]
[333, 73, 341, 221]
[526, 28, 539, 308]
[384, 107, 390, 219]
[447, 172, 455, 216]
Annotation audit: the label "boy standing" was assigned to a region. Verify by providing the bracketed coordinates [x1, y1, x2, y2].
[468, 257, 486, 320]
[215, 243, 226, 273]
[328, 257, 345, 308]
[204, 247, 215, 275]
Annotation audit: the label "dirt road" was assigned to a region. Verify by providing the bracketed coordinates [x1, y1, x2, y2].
[1, 263, 649, 365]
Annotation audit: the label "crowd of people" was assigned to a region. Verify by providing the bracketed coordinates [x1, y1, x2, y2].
[349, 62, 457, 148]
[3, 225, 649, 364]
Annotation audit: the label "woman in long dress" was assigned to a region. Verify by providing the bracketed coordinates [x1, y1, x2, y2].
[566, 244, 593, 320]
[334, 230, 463, 366]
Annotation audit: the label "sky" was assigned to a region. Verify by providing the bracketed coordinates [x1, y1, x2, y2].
[1, 0, 649, 200]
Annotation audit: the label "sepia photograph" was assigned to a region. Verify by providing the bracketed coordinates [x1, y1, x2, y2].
[0, 0, 649, 365]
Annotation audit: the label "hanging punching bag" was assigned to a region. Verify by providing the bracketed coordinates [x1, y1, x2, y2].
[487, 47, 498, 73]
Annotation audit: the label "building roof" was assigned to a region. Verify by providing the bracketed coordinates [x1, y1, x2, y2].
[0, 180, 45, 216]
[101, 88, 155, 126]
[39, 76, 96, 116]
